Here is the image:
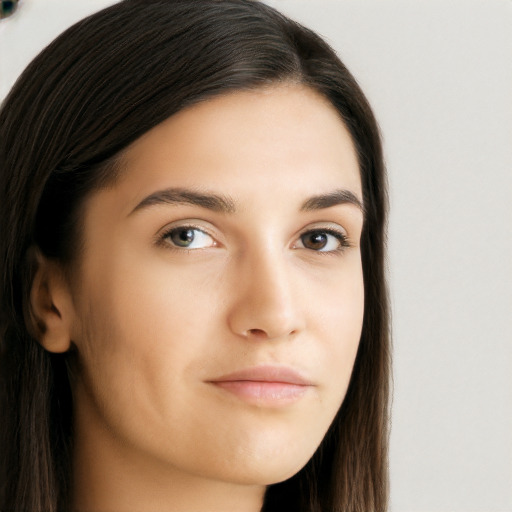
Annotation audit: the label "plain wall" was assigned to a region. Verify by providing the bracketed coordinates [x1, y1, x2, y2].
[1, 1, 511, 511]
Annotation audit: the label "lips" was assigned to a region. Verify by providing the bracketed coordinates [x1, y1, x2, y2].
[207, 365, 314, 406]
[211, 365, 313, 385]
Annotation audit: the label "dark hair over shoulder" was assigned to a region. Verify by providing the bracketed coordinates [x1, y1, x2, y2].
[0, 1, 390, 511]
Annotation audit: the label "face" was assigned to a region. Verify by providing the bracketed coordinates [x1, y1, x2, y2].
[69, 84, 364, 487]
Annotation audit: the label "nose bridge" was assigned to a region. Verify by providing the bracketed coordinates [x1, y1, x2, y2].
[227, 242, 303, 340]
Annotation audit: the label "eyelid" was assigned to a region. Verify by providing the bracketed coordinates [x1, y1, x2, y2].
[155, 219, 220, 249]
[297, 222, 349, 239]
[154, 219, 353, 253]
[294, 222, 352, 253]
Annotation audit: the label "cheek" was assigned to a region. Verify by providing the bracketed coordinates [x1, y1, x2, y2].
[310, 260, 364, 400]
[73, 241, 228, 425]
[71, 236, 365, 485]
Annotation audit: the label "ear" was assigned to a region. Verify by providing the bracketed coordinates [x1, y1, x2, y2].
[29, 249, 75, 353]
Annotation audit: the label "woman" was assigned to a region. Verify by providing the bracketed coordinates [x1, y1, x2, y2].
[0, 1, 390, 511]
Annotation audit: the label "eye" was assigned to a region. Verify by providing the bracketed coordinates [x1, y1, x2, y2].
[296, 229, 349, 253]
[162, 226, 216, 250]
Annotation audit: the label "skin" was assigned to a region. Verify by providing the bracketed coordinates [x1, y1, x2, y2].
[33, 84, 365, 512]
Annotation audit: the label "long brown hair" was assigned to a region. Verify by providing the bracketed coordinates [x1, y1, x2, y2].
[0, 1, 391, 510]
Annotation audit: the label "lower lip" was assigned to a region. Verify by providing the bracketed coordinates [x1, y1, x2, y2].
[210, 381, 310, 406]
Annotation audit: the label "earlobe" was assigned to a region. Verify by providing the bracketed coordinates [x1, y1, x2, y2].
[29, 249, 74, 353]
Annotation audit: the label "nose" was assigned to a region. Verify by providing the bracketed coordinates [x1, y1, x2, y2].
[226, 248, 305, 341]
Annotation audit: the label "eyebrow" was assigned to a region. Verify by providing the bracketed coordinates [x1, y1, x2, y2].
[300, 189, 364, 214]
[130, 187, 364, 216]
[130, 188, 236, 215]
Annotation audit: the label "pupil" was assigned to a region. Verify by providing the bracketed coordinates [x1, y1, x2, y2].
[304, 232, 327, 250]
[172, 228, 194, 246]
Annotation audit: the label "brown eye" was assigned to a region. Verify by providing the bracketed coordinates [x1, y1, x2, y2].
[301, 232, 329, 250]
[297, 229, 348, 253]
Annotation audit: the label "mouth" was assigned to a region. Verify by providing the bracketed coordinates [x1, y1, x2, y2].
[207, 365, 315, 407]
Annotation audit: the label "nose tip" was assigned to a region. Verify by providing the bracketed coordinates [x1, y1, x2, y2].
[227, 256, 304, 341]
[235, 317, 300, 342]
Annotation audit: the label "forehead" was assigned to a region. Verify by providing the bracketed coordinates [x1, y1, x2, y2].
[111, 84, 363, 214]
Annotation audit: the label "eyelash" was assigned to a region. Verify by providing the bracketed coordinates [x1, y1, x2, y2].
[157, 224, 216, 251]
[158, 225, 351, 254]
[297, 228, 351, 255]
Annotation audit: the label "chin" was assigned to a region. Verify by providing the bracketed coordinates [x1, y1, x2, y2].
[211, 444, 317, 487]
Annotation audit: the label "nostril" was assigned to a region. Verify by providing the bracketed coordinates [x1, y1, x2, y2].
[246, 327, 297, 340]
[247, 328, 267, 339]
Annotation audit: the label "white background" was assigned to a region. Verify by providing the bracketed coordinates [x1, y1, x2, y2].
[1, 1, 511, 511]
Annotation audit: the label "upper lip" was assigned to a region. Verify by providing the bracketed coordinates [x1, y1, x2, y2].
[208, 365, 314, 386]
